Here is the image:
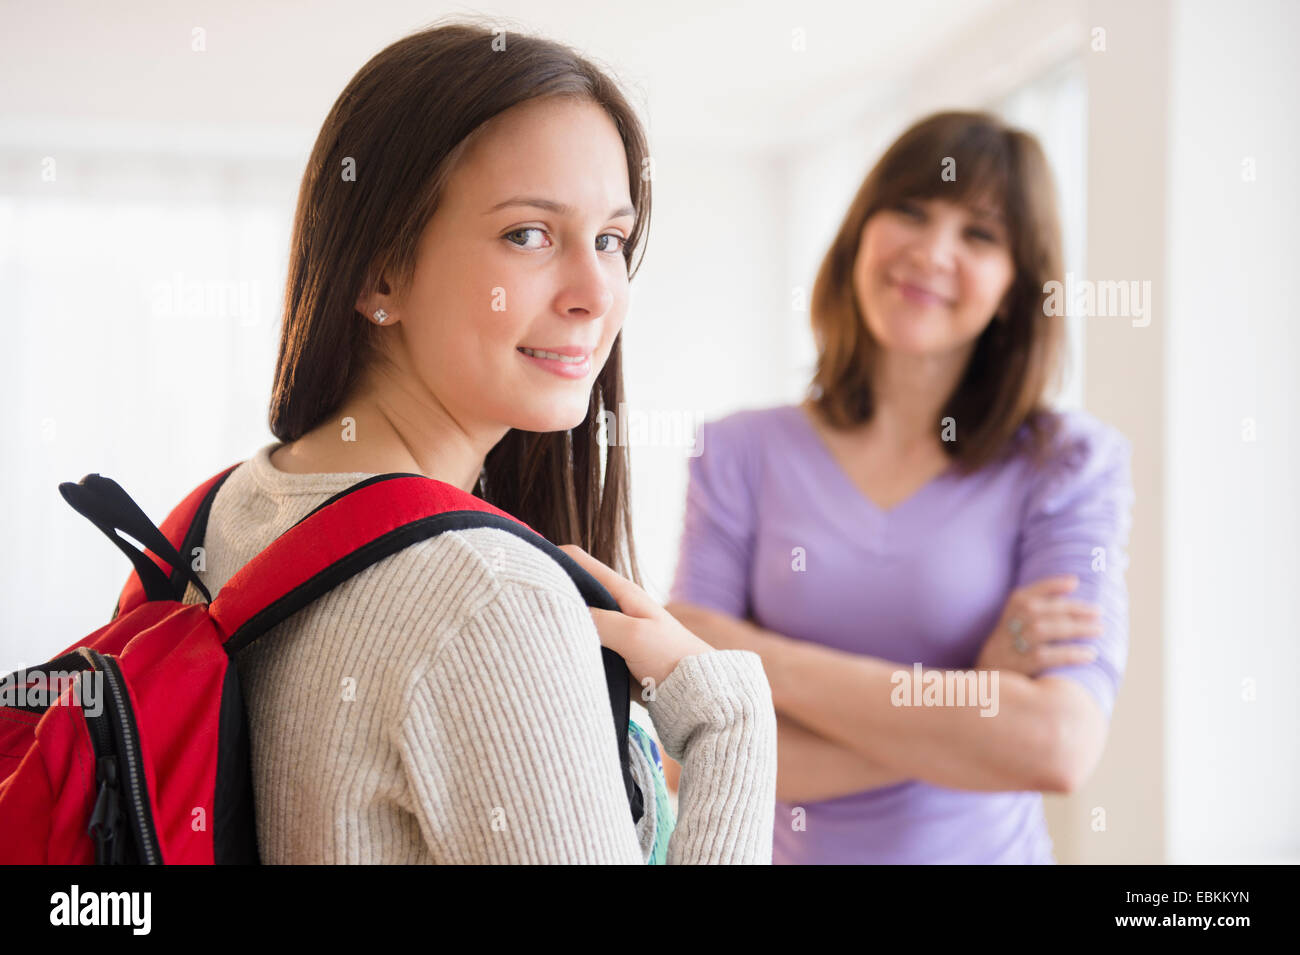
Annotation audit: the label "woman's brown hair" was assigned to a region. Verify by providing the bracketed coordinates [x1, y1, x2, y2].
[269, 19, 649, 582]
[808, 110, 1066, 472]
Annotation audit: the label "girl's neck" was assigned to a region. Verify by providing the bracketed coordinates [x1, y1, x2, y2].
[276, 374, 502, 493]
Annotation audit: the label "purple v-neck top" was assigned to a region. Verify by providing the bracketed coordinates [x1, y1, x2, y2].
[668, 403, 1134, 864]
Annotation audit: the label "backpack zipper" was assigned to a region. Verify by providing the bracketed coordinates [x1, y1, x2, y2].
[78, 649, 123, 862]
[78, 647, 162, 864]
[87, 754, 124, 863]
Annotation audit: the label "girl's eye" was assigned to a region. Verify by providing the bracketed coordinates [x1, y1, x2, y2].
[894, 201, 924, 218]
[596, 233, 627, 254]
[503, 227, 549, 249]
[966, 228, 997, 243]
[503, 229, 626, 253]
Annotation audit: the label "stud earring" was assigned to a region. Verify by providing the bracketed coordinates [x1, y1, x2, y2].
[372, 308, 388, 324]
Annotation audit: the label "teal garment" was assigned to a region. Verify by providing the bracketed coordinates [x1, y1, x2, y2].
[627, 719, 674, 864]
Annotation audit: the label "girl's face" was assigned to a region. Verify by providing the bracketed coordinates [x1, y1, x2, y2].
[853, 195, 1015, 359]
[367, 96, 635, 436]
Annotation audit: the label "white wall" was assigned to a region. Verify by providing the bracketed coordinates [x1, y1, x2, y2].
[1076, 0, 1170, 866]
[1163, 0, 1300, 864]
[0, 150, 299, 668]
[612, 140, 788, 601]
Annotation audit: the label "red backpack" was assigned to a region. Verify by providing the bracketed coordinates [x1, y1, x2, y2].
[0, 464, 640, 863]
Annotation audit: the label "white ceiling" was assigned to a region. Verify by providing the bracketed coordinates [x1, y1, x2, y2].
[1, 0, 1013, 154]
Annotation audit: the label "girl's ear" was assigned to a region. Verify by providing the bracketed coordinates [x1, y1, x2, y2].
[355, 268, 395, 321]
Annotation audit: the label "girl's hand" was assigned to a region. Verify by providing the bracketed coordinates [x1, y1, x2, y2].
[975, 574, 1104, 676]
[558, 544, 713, 691]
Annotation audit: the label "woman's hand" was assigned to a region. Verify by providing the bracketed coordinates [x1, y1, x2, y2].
[975, 574, 1103, 676]
[559, 544, 713, 691]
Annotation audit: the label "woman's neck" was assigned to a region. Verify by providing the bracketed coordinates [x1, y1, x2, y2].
[862, 346, 972, 454]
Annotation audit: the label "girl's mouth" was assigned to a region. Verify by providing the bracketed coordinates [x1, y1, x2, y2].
[517, 346, 592, 379]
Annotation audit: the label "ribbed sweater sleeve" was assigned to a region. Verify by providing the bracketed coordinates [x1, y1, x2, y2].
[645, 651, 776, 864]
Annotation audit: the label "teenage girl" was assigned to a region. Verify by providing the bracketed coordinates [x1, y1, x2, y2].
[187, 21, 777, 864]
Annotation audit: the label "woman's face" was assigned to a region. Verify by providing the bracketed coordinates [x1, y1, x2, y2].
[853, 195, 1015, 359]
[368, 96, 635, 436]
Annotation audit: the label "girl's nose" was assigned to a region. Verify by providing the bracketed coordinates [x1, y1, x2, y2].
[557, 249, 616, 318]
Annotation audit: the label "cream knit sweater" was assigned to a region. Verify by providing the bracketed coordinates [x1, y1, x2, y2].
[180, 442, 777, 864]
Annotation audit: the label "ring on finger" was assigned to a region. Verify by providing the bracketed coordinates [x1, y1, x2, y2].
[1008, 617, 1029, 654]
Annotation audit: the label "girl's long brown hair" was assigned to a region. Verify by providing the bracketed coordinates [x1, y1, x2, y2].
[809, 110, 1067, 472]
[269, 19, 649, 582]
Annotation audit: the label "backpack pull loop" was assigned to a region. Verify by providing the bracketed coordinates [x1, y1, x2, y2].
[59, 474, 212, 604]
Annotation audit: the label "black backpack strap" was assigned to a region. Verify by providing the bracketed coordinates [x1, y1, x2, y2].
[168, 468, 237, 601]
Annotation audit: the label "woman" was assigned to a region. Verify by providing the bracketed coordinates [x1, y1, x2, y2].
[666, 111, 1134, 864]
[184, 21, 776, 863]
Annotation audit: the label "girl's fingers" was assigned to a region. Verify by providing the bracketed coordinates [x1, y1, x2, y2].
[558, 544, 658, 618]
[587, 606, 639, 649]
